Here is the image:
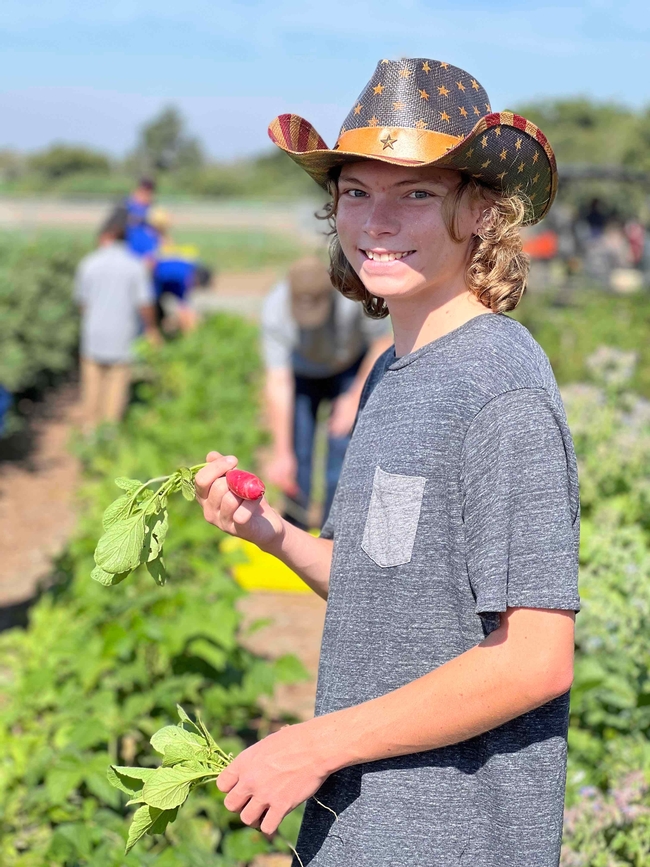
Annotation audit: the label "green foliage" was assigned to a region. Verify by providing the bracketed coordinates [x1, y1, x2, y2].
[515, 98, 648, 170]
[108, 706, 233, 853]
[562, 773, 650, 866]
[0, 233, 87, 393]
[0, 313, 304, 865]
[28, 144, 111, 180]
[133, 106, 205, 174]
[514, 288, 650, 398]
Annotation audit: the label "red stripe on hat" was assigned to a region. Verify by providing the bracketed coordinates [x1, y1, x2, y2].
[296, 119, 313, 152]
[277, 114, 294, 148]
[484, 113, 501, 127]
[535, 127, 548, 146]
[512, 115, 527, 131]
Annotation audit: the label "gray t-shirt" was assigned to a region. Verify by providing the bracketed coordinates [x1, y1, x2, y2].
[295, 313, 580, 867]
[261, 281, 391, 378]
[74, 241, 154, 364]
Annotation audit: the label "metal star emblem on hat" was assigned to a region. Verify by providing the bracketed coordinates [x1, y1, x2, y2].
[380, 133, 398, 150]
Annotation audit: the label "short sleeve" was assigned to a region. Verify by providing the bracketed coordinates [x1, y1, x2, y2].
[261, 282, 293, 370]
[133, 260, 154, 306]
[461, 388, 580, 615]
[74, 259, 89, 304]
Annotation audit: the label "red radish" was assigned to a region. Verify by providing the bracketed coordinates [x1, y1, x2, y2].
[226, 469, 266, 501]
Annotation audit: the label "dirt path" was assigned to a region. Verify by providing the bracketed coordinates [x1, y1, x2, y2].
[0, 386, 81, 619]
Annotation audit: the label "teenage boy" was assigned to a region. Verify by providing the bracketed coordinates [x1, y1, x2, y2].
[262, 256, 392, 528]
[196, 58, 579, 867]
[75, 214, 160, 431]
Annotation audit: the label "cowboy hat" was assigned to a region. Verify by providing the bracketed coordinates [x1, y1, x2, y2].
[268, 58, 556, 225]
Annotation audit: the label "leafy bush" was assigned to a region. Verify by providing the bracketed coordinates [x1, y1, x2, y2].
[514, 288, 650, 398]
[0, 313, 303, 865]
[560, 354, 650, 797]
[0, 234, 87, 393]
[562, 772, 650, 866]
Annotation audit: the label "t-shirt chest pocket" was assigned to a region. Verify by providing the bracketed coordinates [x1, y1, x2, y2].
[361, 466, 427, 568]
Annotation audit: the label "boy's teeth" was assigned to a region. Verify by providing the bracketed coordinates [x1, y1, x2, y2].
[367, 251, 410, 261]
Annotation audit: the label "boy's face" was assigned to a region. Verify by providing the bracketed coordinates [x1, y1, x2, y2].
[336, 161, 482, 305]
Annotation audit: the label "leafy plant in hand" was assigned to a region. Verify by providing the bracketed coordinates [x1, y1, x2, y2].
[108, 706, 234, 854]
[93, 466, 265, 586]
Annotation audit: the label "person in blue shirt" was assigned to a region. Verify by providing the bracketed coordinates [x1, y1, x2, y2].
[148, 208, 206, 333]
[109, 177, 160, 260]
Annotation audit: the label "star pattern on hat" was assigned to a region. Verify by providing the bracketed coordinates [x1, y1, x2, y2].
[321, 58, 556, 222]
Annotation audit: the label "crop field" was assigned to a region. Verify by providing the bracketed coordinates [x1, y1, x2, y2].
[1, 230, 650, 865]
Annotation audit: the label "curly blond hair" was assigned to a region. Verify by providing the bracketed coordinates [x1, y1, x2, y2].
[319, 172, 531, 319]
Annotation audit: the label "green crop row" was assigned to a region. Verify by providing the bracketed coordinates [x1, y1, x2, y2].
[0, 234, 88, 395]
[0, 314, 304, 866]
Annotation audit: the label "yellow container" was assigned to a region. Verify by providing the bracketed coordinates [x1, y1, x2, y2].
[221, 535, 312, 593]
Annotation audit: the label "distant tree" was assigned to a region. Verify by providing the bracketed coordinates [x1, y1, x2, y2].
[28, 144, 111, 179]
[134, 106, 205, 173]
[514, 98, 646, 169]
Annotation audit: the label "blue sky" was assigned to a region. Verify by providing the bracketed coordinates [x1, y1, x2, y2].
[0, 0, 648, 159]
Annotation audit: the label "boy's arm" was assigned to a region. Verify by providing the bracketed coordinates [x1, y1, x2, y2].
[217, 605, 574, 833]
[263, 367, 299, 497]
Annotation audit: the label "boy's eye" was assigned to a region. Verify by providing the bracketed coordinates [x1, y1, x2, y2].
[408, 190, 432, 199]
[343, 189, 367, 198]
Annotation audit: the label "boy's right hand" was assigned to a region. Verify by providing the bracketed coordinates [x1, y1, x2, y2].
[195, 452, 285, 550]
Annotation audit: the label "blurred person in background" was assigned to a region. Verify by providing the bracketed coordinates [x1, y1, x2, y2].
[261, 256, 392, 528]
[110, 177, 160, 261]
[148, 207, 205, 333]
[74, 213, 160, 433]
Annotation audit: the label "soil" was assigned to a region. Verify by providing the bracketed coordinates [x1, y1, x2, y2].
[0, 385, 81, 623]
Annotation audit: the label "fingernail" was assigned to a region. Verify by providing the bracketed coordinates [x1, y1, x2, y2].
[226, 455, 237, 463]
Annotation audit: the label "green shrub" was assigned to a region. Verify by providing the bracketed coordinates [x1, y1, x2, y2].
[514, 289, 650, 397]
[0, 314, 303, 865]
[562, 772, 650, 866]
[561, 360, 650, 795]
[0, 234, 87, 394]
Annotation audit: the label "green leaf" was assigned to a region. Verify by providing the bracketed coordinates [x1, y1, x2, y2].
[176, 705, 192, 724]
[141, 766, 214, 810]
[107, 765, 157, 796]
[125, 804, 156, 854]
[150, 725, 206, 757]
[102, 494, 135, 530]
[181, 478, 195, 501]
[162, 742, 211, 768]
[148, 805, 179, 835]
[115, 477, 143, 494]
[94, 513, 146, 573]
[145, 510, 169, 562]
[91, 565, 131, 586]
[146, 556, 168, 586]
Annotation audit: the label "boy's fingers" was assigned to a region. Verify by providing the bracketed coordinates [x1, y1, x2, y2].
[260, 806, 286, 836]
[218, 490, 246, 523]
[216, 765, 238, 793]
[195, 455, 237, 498]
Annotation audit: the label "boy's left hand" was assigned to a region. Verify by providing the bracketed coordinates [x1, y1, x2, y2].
[216, 720, 333, 835]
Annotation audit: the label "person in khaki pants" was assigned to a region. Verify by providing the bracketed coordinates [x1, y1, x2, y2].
[75, 214, 160, 432]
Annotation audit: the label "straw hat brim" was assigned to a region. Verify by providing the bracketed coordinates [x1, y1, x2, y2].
[269, 111, 557, 225]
